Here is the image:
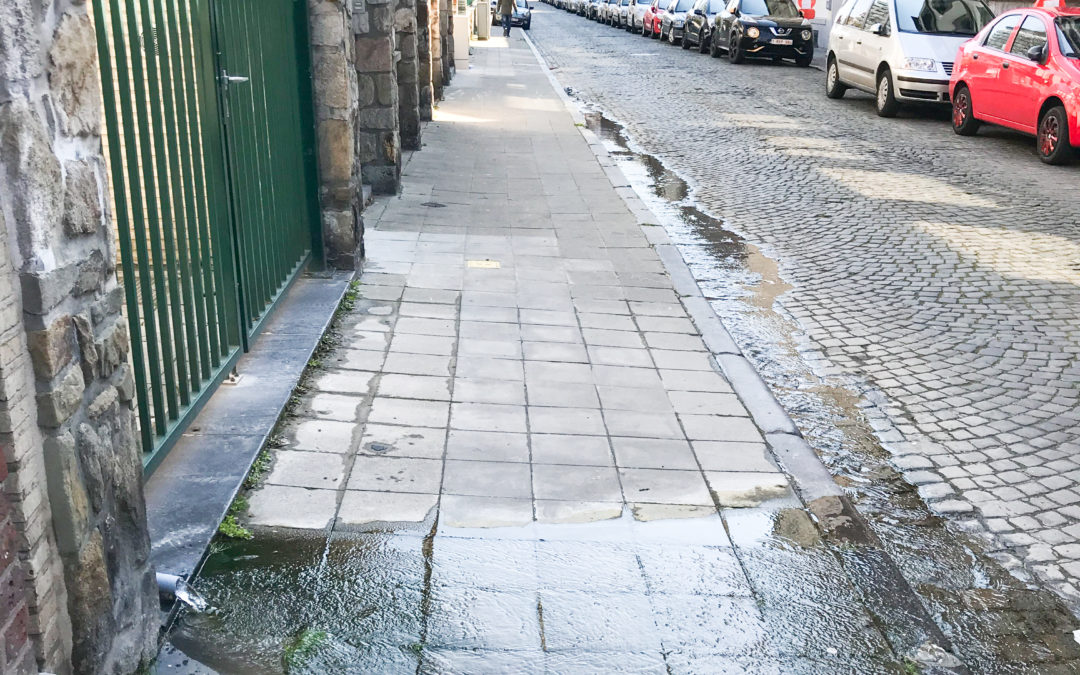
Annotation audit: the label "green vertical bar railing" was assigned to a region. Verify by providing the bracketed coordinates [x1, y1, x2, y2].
[214, 0, 318, 339]
[92, 0, 322, 471]
[92, 0, 244, 471]
[91, 0, 155, 454]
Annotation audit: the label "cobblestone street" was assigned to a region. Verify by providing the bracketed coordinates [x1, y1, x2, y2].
[527, 8, 1080, 608]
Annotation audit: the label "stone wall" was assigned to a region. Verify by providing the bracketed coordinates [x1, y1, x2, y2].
[0, 251, 47, 674]
[416, 0, 433, 122]
[309, 0, 365, 269]
[430, 0, 444, 101]
[0, 0, 157, 672]
[354, 0, 403, 194]
[395, 0, 423, 151]
[441, 0, 454, 83]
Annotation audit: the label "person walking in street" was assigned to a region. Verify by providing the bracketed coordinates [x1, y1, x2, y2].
[498, 0, 515, 36]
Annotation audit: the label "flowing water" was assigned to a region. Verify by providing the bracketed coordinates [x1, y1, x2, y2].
[579, 111, 1080, 671]
[156, 110, 1080, 675]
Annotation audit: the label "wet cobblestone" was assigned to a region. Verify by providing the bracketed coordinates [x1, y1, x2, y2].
[527, 7, 1080, 610]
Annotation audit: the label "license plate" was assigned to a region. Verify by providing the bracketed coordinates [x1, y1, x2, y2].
[771, 38, 793, 45]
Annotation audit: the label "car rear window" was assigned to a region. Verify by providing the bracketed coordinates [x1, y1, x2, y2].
[1058, 17, 1080, 57]
[894, 0, 994, 36]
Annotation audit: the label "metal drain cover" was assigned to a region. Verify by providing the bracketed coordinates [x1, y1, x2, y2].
[421, 202, 446, 208]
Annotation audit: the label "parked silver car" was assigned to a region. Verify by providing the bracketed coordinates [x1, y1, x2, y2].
[825, 0, 994, 115]
[660, 0, 694, 43]
[627, 0, 652, 31]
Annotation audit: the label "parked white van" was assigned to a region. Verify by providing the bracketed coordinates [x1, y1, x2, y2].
[824, 0, 995, 117]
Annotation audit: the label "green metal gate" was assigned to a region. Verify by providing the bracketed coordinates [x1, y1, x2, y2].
[91, 0, 321, 473]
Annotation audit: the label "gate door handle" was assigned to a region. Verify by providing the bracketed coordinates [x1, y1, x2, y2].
[221, 70, 250, 83]
[219, 70, 250, 120]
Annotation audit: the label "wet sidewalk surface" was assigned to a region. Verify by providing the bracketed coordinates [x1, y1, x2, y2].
[168, 35, 902, 673]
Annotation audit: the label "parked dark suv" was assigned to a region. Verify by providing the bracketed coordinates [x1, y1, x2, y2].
[683, 0, 726, 52]
[709, 0, 814, 66]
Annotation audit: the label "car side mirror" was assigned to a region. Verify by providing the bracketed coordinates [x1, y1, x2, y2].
[1026, 44, 1046, 63]
[798, 9, 804, 16]
[731, 7, 739, 15]
[869, 22, 887, 36]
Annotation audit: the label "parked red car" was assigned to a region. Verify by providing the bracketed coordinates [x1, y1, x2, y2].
[642, 0, 667, 37]
[950, 7, 1080, 165]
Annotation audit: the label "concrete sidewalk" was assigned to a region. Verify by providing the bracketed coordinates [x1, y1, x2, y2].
[223, 32, 900, 672]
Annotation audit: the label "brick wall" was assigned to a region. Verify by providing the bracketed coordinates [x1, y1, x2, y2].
[0, 446, 34, 675]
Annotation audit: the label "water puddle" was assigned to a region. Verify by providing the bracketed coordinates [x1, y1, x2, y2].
[581, 111, 1080, 671]
[156, 106, 1080, 673]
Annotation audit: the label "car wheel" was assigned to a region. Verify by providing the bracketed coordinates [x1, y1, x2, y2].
[669, 28, 677, 44]
[728, 32, 744, 63]
[950, 84, 980, 136]
[643, 21, 650, 36]
[825, 57, 847, 98]
[875, 68, 899, 118]
[1038, 105, 1074, 165]
[699, 31, 710, 53]
[681, 31, 692, 48]
[525, 19, 531, 29]
[660, 25, 667, 40]
[709, 34, 721, 57]
[795, 53, 812, 67]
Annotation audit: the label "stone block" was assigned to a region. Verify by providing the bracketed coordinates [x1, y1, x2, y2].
[318, 118, 354, 183]
[26, 315, 73, 380]
[87, 387, 117, 419]
[309, 8, 345, 46]
[352, 8, 370, 34]
[356, 73, 376, 107]
[36, 366, 85, 428]
[114, 363, 135, 403]
[394, 8, 417, 32]
[374, 73, 397, 106]
[67, 530, 115, 674]
[357, 130, 379, 163]
[323, 209, 358, 262]
[96, 319, 129, 378]
[62, 159, 102, 236]
[0, 100, 63, 253]
[73, 314, 97, 382]
[19, 264, 78, 316]
[0, 0, 42, 83]
[90, 286, 123, 326]
[48, 12, 100, 137]
[355, 36, 394, 72]
[41, 432, 90, 554]
[313, 52, 350, 109]
[399, 34, 418, 59]
[362, 163, 400, 195]
[74, 249, 105, 296]
[359, 106, 397, 130]
[399, 84, 419, 104]
[74, 423, 105, 514]
[370, 6, 394, 34]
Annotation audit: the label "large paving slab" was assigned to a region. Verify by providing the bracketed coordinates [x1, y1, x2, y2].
[526, 2, 1080, 612]
[169, 24, 1080, 673]
[214, 30, 904, 672]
